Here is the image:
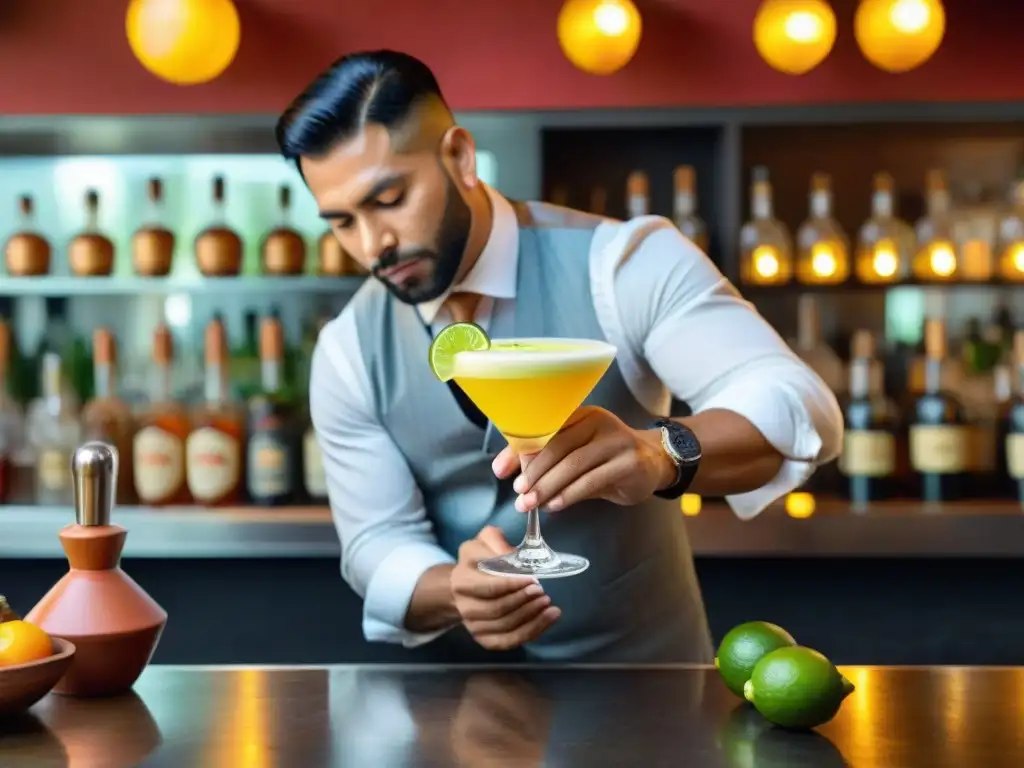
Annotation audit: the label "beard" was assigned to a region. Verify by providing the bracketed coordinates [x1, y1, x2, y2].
[371, 172, 471, 305]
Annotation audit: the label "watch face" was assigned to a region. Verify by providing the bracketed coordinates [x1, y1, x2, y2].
[668, 426, 701, 462]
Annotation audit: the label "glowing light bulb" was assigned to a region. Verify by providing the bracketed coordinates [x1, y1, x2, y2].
[785, 492, 816, 518]
[1012, 244, 1024, 273]
[930, 243, 956, 277]
[811, 245, 837, 277]
[753, 0, 837, 75]
[557, 0, 642, 76]
[753, 246, 781, 278]
[681, 494, 702, 516]
[872, 247, 898, 277]
[855, 0, 945, 73]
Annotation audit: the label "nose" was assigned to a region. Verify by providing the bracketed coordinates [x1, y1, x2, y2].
[357, 219, 398, 266]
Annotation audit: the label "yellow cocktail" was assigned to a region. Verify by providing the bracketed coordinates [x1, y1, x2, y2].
[449, 336, 617, 578]
[453, 339, 616, 453]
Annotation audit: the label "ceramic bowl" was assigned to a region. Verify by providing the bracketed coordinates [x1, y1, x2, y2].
[0, 638, 76, 716]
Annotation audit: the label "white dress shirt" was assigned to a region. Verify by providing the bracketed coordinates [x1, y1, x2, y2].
[310, 184, 843, 648]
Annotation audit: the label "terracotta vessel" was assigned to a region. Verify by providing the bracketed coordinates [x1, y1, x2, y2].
[26, 442, 167, 697]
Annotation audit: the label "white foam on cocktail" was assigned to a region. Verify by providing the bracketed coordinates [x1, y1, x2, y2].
[452, 338, 617, 379]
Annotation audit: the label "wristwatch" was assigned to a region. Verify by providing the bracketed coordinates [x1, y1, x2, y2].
[648, 419, 702, 500]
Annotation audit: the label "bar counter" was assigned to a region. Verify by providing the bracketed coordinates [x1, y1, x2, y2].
[6, 499, 1024, 559]
[2, 664, 1022, 766]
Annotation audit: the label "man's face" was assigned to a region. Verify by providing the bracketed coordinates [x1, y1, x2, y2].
[300, 124, 471, 304]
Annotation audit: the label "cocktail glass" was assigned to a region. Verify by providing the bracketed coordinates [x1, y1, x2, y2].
[452, 338, 617, 578]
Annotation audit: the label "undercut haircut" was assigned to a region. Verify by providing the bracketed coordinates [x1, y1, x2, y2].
[276, 49, 452, 167]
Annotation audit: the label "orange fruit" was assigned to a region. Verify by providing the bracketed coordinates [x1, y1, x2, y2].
[0, 620, 53, 667]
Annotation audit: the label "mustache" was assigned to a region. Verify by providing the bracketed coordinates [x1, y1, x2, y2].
[371, 248, 436, 277]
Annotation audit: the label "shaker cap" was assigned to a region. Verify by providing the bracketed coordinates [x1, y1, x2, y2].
[72, 441, 119, 526]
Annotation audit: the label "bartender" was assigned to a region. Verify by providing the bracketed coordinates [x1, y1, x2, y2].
[278, 50, 842, 662]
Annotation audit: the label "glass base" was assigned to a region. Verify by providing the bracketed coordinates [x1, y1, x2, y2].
[478, 548, 590, 579]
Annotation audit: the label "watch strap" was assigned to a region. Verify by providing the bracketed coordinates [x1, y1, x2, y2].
[649, 419, 701, 500]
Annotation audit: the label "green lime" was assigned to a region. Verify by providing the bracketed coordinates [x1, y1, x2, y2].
[428, 322, 490, 382]
[743, 646, 855, 730]
[715, 621, 797, 698]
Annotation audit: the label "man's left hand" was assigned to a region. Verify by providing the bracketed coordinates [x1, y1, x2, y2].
[491, 406, 677, 513]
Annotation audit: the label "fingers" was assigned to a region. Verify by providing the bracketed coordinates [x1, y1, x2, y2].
[544, 457, 631, 510]
[491, 446, 519, 479]
[476, 525, 514, 555]
[472, 605, 562, 652]
[514, 442, 612, 511]
[512, 416, 595, 496]
[458, 582, 546, 621]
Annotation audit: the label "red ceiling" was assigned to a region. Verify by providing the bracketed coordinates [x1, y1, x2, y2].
[0, 0, 1021, 115]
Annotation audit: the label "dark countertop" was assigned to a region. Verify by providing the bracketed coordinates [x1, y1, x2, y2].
[2, 664, 1023, 767]
[7, 499, 1024, 559]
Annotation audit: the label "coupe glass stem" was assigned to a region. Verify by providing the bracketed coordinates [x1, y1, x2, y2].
[515, 507, 560, 567]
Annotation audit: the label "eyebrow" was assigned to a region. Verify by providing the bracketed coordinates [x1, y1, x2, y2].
[319, 173, 408, 220]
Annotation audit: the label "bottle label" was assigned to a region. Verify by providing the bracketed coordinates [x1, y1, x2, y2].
[1006, 434, 1024, 479]
[839, 431, 895, 477]
[909, 425, 968, 474]
[674, 192, 693, 217]
[38, 448, 69, 491]
[627, 195, 647, 219]
[303, 428, 327, 498]
[186, 427, 240, 502]
[134, 426, 184, 502]
[247, 432, 292, 499]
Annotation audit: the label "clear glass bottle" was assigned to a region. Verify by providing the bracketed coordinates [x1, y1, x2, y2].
[131, 177, 175, 277]
[856, 172, 914, 284]
[796, 173, 850, 285]
[790, 295, 845, 395]
[31, 352, 82, 506]
[673, 165, 708, 252]
[997, 179, 1024, 282]
[739, 167, 793, 286]
[913, 170, 959, 282]
[68, 190, 115, 277]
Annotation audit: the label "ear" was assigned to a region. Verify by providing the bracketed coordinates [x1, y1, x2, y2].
[440, 126, 479, 189]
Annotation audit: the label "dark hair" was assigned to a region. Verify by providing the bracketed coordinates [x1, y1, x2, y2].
[276, 50, 448, 164]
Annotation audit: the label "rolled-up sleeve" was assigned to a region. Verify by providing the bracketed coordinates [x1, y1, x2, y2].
[613, 225, 843, 519]
[310, 310, 456, 646]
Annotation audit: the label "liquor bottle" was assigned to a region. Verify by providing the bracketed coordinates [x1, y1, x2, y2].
[913, 170, 958, 282]
[952, 179, 998, 282]
[673, 166, 708, 252]
[855, 172, 914, 284]
[195, 175, 242, 277]
[996, 179, 1024, 282]
[589, 186, 608, 216]
[26, 442, 167, 697]
[791, 295, 845, 395]
[133, 324, 191, 507]
[909, 318, 969, 501]
[840, 331, 902, 504]
[131, 178, 175, 277]
[625, 171, 649, 219]
[80, 328, 136, 505]
[1000, 331, 1024, 500]
[0, 319, 24, 503]
[262, 184, 306, 276]
[31, 353, 81, 506]
[739, 167, 793, 286]
[302, 317, 330, 504]
[795, 173, 850, 285]
[186, 316, 244, 506]
[548, 185, 569, 207]
[3, 195, 51, 276]
[69, 189, 115, 277]
[246, 316, 299, 505]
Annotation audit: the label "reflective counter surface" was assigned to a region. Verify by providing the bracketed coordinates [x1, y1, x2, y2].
[2, 664, 1023, 767]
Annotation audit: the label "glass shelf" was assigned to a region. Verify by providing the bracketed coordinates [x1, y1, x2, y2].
[0, 275, 365, 297]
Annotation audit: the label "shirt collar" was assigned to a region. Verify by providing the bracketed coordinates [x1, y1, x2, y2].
[417, 183, 519, 325]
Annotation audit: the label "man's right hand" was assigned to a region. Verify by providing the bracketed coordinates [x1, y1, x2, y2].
[451, 526, 560, 651]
